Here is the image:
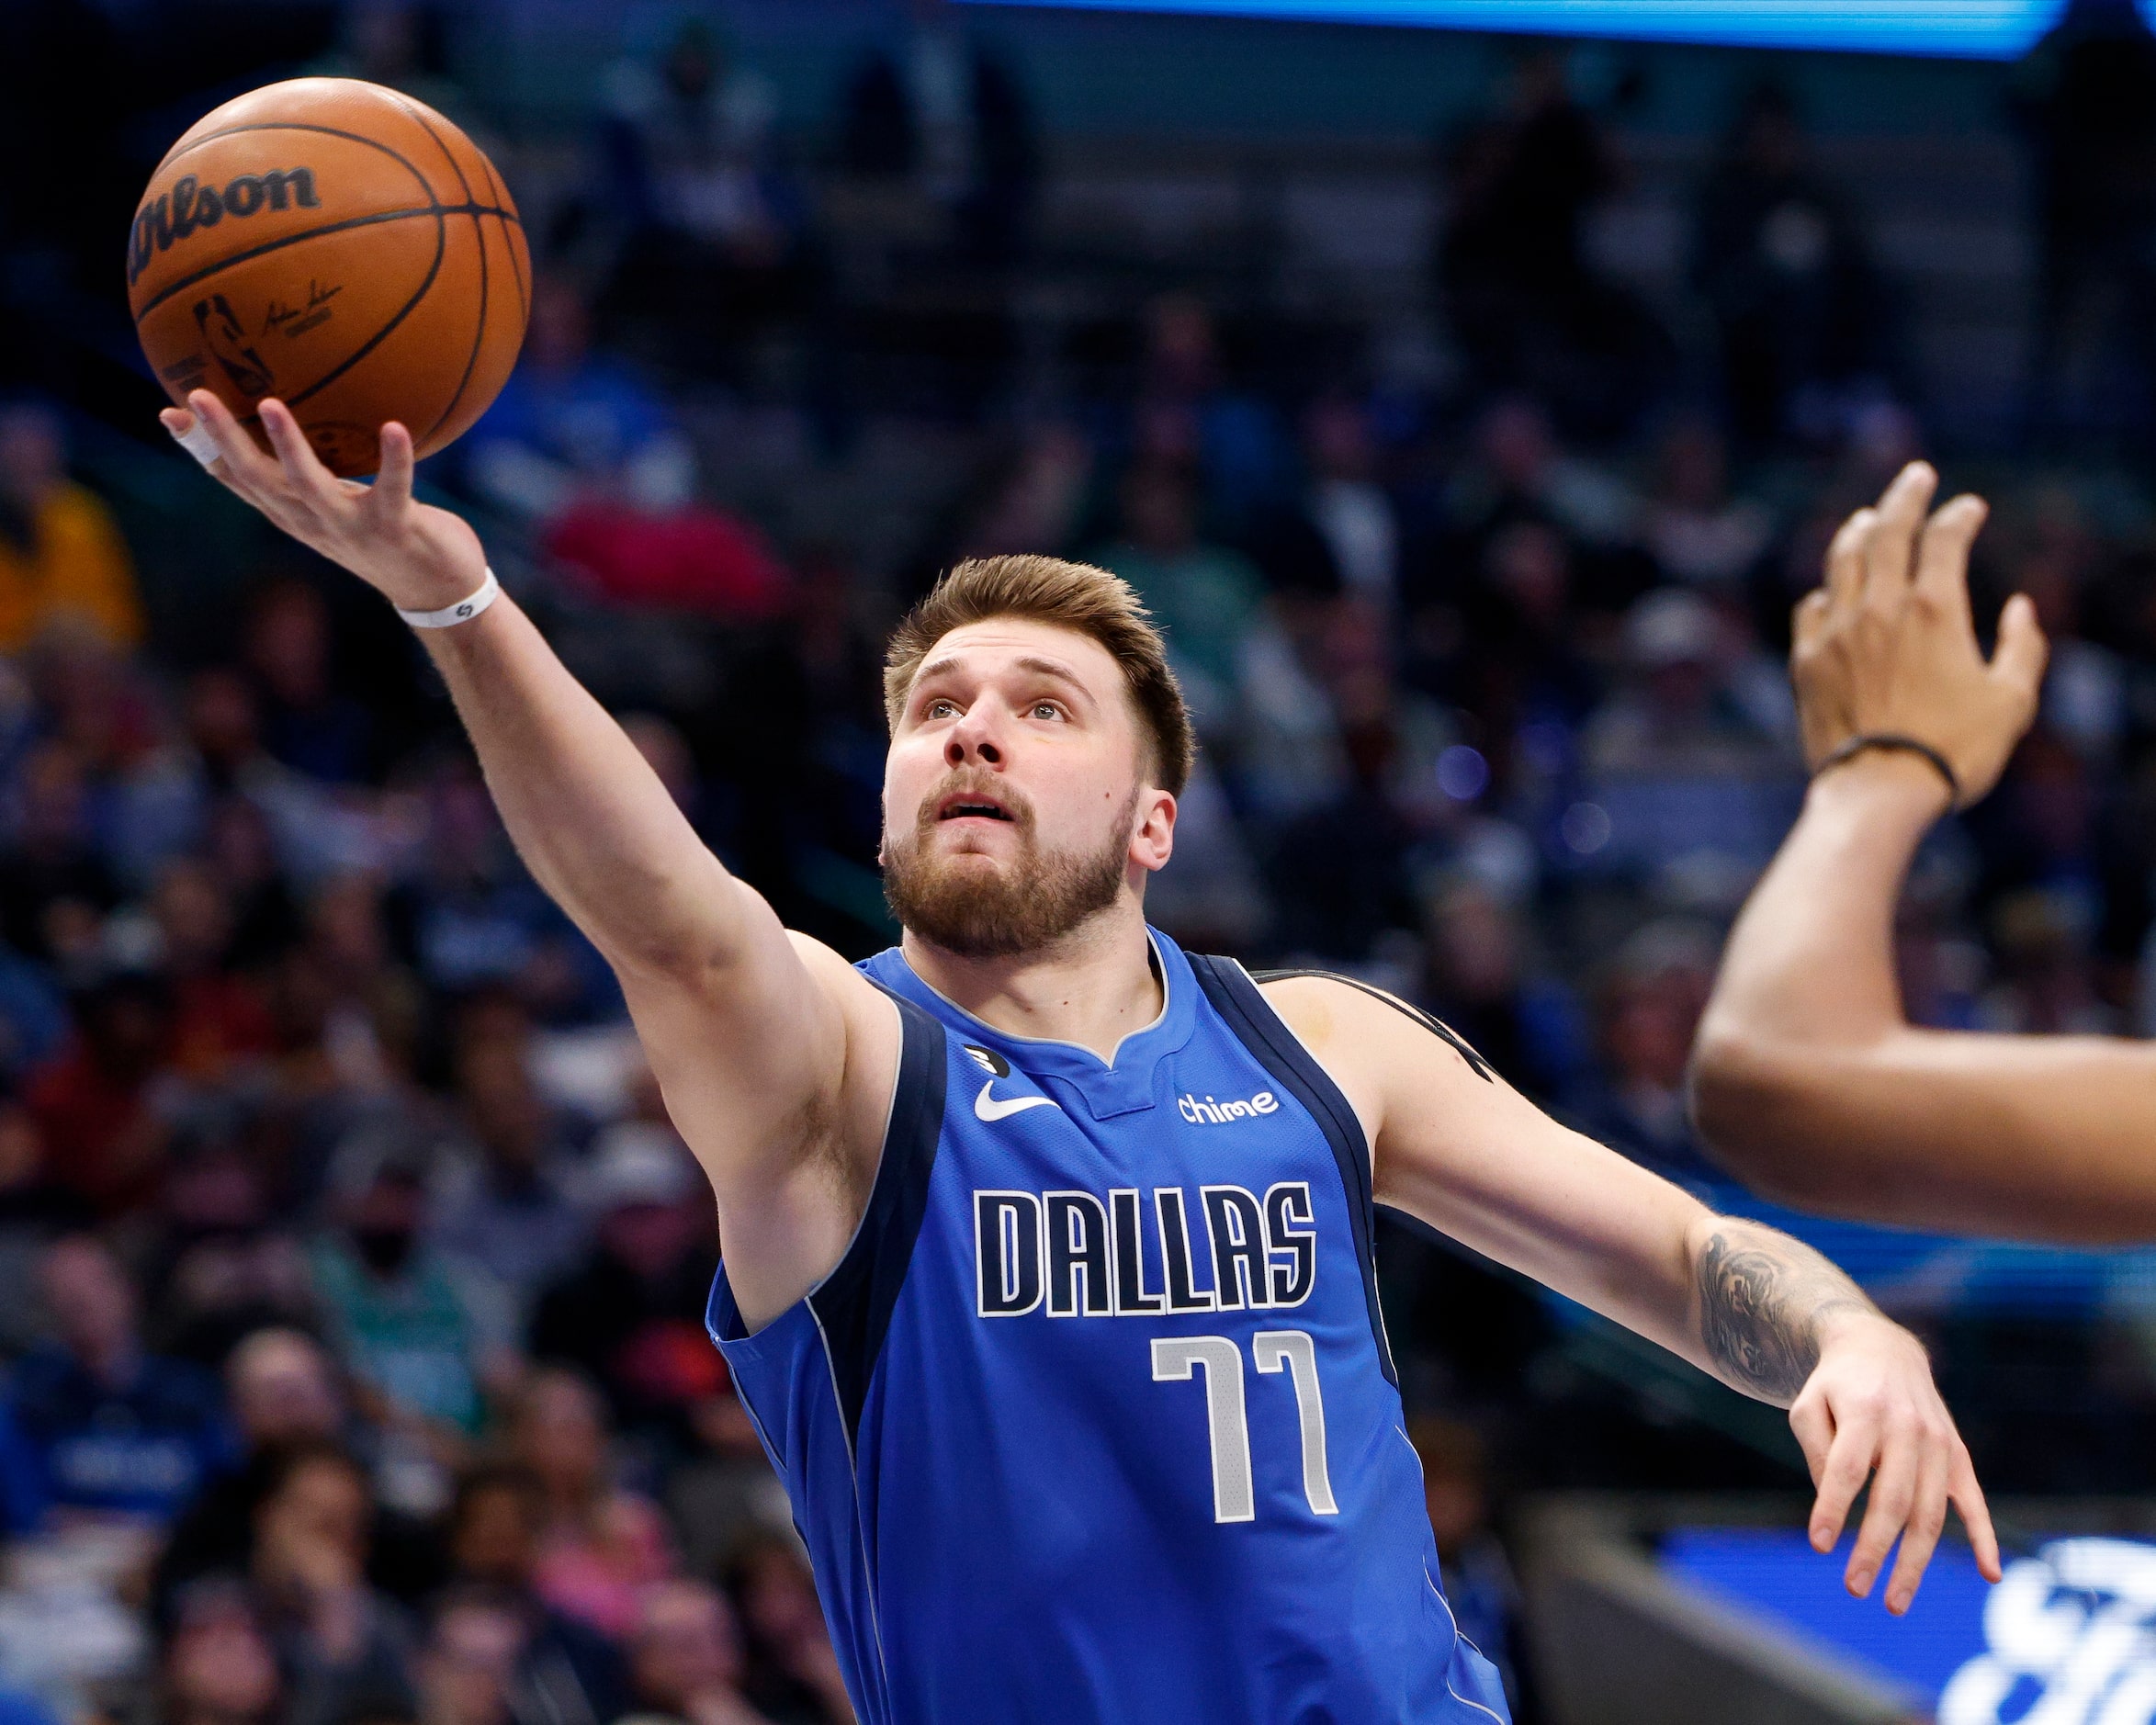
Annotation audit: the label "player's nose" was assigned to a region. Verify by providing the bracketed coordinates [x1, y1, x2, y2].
[944, 705, 1006, 768]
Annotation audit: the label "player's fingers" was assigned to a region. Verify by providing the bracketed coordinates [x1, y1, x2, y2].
[1951, 1443, 2004, 1584]
[1792, 589, 1832, 660]
[1789, 1392, 1835, 1487]
[1913, 493, 1988, 626]
[1824, 508, 1874, 613]
[183, 390, 280, 495]
[1809, 1410, 1879, 1556]
[1847, 1433, 1919, 1600]
[1883, 1441, 1951, 1614]
[367, 422, 416, 517]
[256, 397, 345, 507]
[1860, 462, 1938, 614]
[1991, 593, 2050, 704]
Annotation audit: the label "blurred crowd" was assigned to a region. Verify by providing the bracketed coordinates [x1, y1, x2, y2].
[7, 0, 2156, 1719]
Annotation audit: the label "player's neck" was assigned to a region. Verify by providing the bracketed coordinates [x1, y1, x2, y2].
[901, 901, 1162, 1064]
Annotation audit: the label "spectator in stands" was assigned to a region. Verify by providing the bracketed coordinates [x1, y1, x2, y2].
[1581, 589, 1785, 781]
[1090, 459, 1265, 721]
[243, 581, 375, 787]
[530, 1122, 718, 1438]
[404, 757, 558, 999]
[839, 0, 1040, 261]
[0, 403, 142, 655]
[248, 1440, 415, 1725]
[623, 1579, 775, 1725]
[595, 18, 810, 367]
[2015, 0, 2156, 443]
[23, 969, 175, 1217]
[1692, 82, 1888, 446]
[441, 1461, 631, 1722]
[513, 1367, 673, 1641]
[155, 1328, 445, 1629]
[162, 1579, 284, 1725]
[0, 1102, 70, 1355]
[1640, 416, 1774, 592]
[0, 1234, 229, 1533]
[152, 857, 274, 1083]
[1419, 877, 1578, 1101]
[0, 738, 119, 967]
[461, 272, 688, 525]
[1120, 296, 1292, 538]
[666, 1363, 791, 1580]
[410, 1587, 530, 1725]
[0, 938, 65, 1087]
[135, 1131, 319, 1368]
[303, 872, 422, 1089]
[1298, 394, 1403, 613]
[310, 1138, 514, 1439]
[1575, 919, 1723, 1188]
[1436, 50, 1665, 432]
[434, 1033, 586, 1323]
[1406, 1417, 1525, 1714]
[726, 1533, 853, 1725]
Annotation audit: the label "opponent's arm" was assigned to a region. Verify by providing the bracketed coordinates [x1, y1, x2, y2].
[1691, 463, 2156, 1242]
[166, 394, 893, 1318]
[1265, 976, 1999, 1611]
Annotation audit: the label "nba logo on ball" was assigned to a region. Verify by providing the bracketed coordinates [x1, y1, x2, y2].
[127, 77, 529, 479]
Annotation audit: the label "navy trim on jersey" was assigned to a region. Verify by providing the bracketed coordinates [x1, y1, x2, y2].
[1250, 968, 1495, 1082]
[1188, 954, 1398, 1386]
[804, 988, 949, 1452]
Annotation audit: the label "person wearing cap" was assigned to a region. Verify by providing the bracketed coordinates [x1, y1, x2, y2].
[529, 1123, 717, 1442]
[1582, 587, 1788, 782]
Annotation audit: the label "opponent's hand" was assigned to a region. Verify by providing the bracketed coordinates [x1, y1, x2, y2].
[1791, 1312, 2002, 1614]
[161, 389, 486, 614]
[1792, 460, 2048, 807]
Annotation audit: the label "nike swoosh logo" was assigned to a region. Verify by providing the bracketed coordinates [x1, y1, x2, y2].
[975, 1080, 1060, 1122]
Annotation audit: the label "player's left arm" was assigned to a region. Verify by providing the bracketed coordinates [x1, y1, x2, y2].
[1262, 975, 2002, 1612]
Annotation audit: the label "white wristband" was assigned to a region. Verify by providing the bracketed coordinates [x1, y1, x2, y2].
[397, 567, 501, 629]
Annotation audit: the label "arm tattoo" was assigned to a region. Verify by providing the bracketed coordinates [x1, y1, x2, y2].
[1697, 1227, 1879, 1404]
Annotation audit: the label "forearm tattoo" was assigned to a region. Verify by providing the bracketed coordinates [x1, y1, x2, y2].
[1697, 1228, 1879, 1403]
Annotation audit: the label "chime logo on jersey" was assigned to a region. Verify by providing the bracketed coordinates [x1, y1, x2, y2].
[975, 1181, 1317, 1318]
[1179, 1090, 1279, 1124]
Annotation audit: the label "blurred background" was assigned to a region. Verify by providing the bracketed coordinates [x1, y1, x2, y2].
[7, 0, 2156, 1719]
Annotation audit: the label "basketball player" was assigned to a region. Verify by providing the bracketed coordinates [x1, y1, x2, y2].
[164, 390, 1997, 1722]
[1695, 460, 2156, 1244]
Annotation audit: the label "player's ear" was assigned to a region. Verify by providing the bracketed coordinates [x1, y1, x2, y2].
[1131, 786, 1176, 874]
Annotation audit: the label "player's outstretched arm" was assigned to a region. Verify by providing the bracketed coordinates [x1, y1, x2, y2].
[1692, 462, 2156, 1242]
[1264, 975, 2000, 1612]
[165, 393, 894, 1321]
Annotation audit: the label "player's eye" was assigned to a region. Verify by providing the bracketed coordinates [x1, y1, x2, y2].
[924, 698, 959, 720]
[1032, 702, 1063, 720]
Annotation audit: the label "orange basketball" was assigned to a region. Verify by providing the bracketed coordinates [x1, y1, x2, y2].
[127, 77, 529, 479]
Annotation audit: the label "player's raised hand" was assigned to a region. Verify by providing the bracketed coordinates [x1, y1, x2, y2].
[1789, 1313, 2003, 1614]
[1792, 459, 2048, 808]
[161, 389, 487, 614]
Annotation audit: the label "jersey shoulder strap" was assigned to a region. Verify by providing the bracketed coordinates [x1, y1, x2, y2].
[1250, 967, 1495, 1083]
[1187, 953, 1397, 1386]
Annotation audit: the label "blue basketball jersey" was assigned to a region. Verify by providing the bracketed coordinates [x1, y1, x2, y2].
[707, 930, 1511, 1723]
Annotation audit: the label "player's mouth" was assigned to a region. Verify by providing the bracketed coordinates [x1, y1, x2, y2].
[936, 792, 1017, 824]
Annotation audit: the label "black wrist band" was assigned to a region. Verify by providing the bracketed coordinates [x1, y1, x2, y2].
[1814, 733, 1961, 808]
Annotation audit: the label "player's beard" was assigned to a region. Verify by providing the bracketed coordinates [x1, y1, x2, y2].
[883, 772, 1136, 959]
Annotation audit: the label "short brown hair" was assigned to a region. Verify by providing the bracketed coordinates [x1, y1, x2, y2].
[883, 555, 1195, 795]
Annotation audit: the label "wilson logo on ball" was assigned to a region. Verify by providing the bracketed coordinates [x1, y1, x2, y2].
[128, 168, 322, 287]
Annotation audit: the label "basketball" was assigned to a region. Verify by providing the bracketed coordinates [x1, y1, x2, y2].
[126, 77, 528, 479]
